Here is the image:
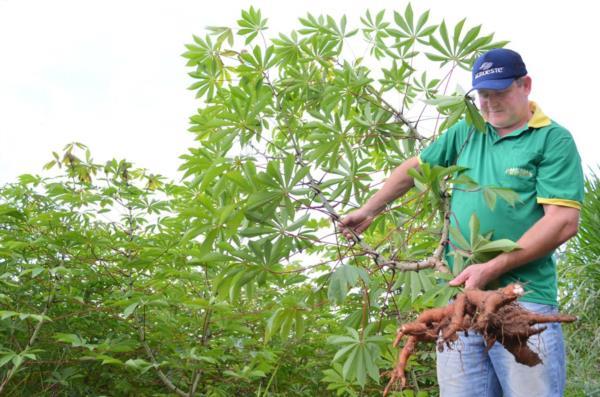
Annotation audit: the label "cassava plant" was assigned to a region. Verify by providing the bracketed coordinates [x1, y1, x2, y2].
[180, 4, 523, 394]
[0, 4, 576, 396]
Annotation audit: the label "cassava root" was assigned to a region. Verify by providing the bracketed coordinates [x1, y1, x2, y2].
[383, 283, 576, 395]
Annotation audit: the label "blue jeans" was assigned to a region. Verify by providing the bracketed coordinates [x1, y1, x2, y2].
[436, 301, 566, 397]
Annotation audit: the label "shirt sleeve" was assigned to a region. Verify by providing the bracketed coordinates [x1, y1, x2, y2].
[418, 122, 463, 167]
[536, 127, 584, 209]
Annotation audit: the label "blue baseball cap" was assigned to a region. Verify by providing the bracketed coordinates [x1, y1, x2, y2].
[471, 48, 528, 91]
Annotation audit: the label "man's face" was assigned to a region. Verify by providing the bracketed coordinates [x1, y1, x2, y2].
[477, 76, 532, 133]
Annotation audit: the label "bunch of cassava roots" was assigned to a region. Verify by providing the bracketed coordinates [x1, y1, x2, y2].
[384, 283, 577, 395]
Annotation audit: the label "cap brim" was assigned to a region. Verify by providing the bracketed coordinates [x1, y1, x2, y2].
[471, 77, 515, 91]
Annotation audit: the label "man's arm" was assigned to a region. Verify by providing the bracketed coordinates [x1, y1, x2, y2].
[339, 156, 420, 238]
[361, 156, 420, 215]
[449, 204, 580, 289]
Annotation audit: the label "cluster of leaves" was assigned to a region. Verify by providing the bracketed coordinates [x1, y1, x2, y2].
[0, 145, 339, 395]
[0, 5, 533, 396]
[559, 171, 600, 397]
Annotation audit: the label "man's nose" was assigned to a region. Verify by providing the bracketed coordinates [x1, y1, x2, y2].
[486, 94, 501, 106]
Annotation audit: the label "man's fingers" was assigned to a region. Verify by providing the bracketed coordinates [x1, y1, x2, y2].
[337, 212, 375, 242]
[338, 216, 367, 238]
[464, 279, 477, 289]
[339, 222, 357, 240]
[353, 224, 365, 235]
[355, 217, 373, 234]
[350, 218, 371, 236]
[449, 272, 467, 286]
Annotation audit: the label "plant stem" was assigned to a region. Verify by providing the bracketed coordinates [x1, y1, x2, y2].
[0, 286, 55, 394]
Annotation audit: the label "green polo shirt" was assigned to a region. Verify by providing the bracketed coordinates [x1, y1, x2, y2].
[419, 102, 584, 305]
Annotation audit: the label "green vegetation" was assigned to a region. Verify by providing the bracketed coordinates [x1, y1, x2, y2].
[560, 171, 600, 397]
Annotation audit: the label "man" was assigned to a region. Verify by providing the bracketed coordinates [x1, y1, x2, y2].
[340, 48, 584, 397]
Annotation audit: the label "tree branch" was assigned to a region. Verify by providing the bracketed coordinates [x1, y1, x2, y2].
[364, 86, 425, 141]
[138, 327, 189, 397]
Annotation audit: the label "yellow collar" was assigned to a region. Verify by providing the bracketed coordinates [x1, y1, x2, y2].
[528, 101, 551, 128]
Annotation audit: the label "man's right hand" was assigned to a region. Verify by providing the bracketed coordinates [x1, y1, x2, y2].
[337, 156, 419, 241]
[338, 207, 378, 240]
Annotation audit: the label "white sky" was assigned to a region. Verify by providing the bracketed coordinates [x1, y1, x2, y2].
[0, 0, 598, 184]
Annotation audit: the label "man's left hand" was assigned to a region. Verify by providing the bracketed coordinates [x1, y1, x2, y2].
[449, 263, 494, 289]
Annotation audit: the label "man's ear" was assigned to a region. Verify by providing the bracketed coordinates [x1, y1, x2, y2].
[522, 75, 532, 95]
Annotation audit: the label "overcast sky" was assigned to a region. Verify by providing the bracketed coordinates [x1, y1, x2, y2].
[0, 0, 598, 184]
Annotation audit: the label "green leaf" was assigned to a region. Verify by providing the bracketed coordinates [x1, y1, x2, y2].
[294, 312, 305, 339]
[489, 186, 520, 207]
[438, 20, 451, 52]
[452, 18, 466, 50]
[418, 271, 434, 291]
[423, 95, 463, 108]
[193, 252, 234, 263]
[469, 213, 480, 248]
[452, 254, 466, 275]
[264, 308, 284, 344]
[342, 346, 359, 381]
[434, 285, 458, 307]
[332, 342, 358, 362]
[122, 302, 140, 319]
[95, 354, 124, 366]
[0, 352, 16, 368]
[483, 187, 497, 210]
[474, 239, 520, 254]
[354, 347, 366, 386]
[53, 333, 90, 348]
[364, 347, 380, 382]
[279, 312, 294, 339]
[11, 354, 24, 371]
[465, 98, 486, 133]
[239, 226, 276, 237]
[449, 226, 470, 251]
[0, 311, 18, 320]
[409, 271, 422, 302]
[246, 191, 281, 210]
[328, 265, 370, 304]
[0, 205, 25, 219]
[125, 358, 154, 374]
[327, 334, 358, 345]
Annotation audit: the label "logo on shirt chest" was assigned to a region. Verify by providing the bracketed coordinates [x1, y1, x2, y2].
[505, 167, 533, 178]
